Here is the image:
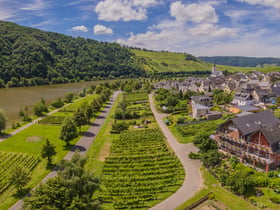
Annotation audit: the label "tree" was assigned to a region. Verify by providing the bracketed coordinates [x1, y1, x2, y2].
[0, 109, 7, 133]
[201, 150, 221, 167]
[24, 153, 101, 210]
[34, 101, 48, 116]
[64, 93, 74, 103]
[73, 108, 88, 131]
[41, 138, 56, 165]
[59, 118, 78, 146]
[193, 131, 217, 153]
[9, 166, 31, 192]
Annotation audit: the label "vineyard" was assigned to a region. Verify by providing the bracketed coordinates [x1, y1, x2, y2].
[99, 129, 184, 209]
[176, 120, 222, 137]
[0, 151, 40, 194]
[125, 92, 148, 102]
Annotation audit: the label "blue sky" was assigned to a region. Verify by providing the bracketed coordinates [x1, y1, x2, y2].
[1, 0, 280, 57]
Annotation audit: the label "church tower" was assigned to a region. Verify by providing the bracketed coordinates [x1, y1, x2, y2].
[212, 64, 216, 74]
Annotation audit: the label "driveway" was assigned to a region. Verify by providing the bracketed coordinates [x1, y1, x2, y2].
[149, 94, 203, 210]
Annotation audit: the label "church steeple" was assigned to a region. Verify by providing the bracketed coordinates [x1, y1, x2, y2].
[212, 64, 216, 74]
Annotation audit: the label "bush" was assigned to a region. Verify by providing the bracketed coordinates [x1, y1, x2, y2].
[111, 121, 129, 134]
[270, 196, 280, 204]
[51, 99, 64, 108]
[188, 152, 201, 159]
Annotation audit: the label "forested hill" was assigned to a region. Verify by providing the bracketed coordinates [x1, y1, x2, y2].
[199, 56, 280, 67]
[0, 21, 145, 87]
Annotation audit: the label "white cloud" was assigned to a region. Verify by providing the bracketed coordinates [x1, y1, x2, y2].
[170, 2, 218, 23]
[94, 0, 158, 21]
[72, 25, 89, 32]
[0, 8, 15, 20]
[94, 24, 113, 34]
[20, 0, 49, 11]
[236, 0, 280, 9]
[189, 23, 238, 38]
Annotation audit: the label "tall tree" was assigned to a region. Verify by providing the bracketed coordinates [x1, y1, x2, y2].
[33, 101, 48, 116]
[59, 118, 78, 146]
[41, 138, 56, 165]
[73, 108, 88, 131]
[24, 153, 101, 210]
[9, 166, 31, 192]
[0, 109, 7, 133]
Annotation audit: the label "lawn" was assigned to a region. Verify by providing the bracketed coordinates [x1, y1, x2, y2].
[176, 168, 259, 210]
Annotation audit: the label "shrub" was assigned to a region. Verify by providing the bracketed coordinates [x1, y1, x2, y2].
[188, 152, 201, 159]
[111, 121, 129, 134]
[270, 196, 280, 204]
[51, 99, 64, 108]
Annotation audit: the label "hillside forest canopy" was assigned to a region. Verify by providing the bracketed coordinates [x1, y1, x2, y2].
[0, 21, 145, 88]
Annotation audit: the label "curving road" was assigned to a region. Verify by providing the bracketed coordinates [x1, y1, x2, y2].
[9, 91, 120, 210]
[149, 94, 203, 210]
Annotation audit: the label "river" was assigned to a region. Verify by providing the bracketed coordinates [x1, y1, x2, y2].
[0, 81, 104, 126]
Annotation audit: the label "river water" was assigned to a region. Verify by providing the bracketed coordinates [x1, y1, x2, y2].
[0, 81, 102, 125]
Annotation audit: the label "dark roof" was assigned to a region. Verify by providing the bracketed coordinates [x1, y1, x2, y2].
[233, 105, 259, 112]
[260, 124, 280, 152]
[231, 111, 280, 135]
[272, 87, 280, 97]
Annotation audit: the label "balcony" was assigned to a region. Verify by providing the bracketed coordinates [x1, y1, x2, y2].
[217, 132, 246, 145]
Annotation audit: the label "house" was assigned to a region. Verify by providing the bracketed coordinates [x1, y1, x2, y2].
[191, 103, 210, 119]
[224, 82, 236, 94]
[191, 95, 213, 107]
[231, 91, 255, 106]
[214, 111, 280, 172]
[252, 87, 276, 104]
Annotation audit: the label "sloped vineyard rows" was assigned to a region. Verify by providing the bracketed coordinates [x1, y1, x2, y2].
[0, 152, 40, 194]
[100, 129, 184, 209]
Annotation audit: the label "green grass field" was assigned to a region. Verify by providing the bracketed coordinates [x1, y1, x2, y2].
[176, 168, 258, 210]
[132, 49, 280, 73]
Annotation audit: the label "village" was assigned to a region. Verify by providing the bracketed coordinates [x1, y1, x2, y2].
[153, 66, 280, 173]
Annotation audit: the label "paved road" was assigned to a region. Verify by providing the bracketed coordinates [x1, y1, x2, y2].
[149, 94, 203, 210]
[9, 91, 120, 210]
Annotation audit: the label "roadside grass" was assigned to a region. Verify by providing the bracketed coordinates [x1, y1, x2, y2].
[252, 188, 280, 209]
[85, 93, 122, 176]
[176, 168, 258, 210]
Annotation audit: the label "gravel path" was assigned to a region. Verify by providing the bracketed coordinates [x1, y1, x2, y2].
[9, 91, 120, 210]
[149, 94, 203, 210]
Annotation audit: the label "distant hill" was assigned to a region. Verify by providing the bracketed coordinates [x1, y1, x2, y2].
[132, 49, 254, 75]
[198, 56, 280, 67]
[0, 21, 145, 87]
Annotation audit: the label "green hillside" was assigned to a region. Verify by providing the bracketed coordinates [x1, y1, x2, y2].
[132, 49, 280, 73]
[0, 21, 144, 88]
